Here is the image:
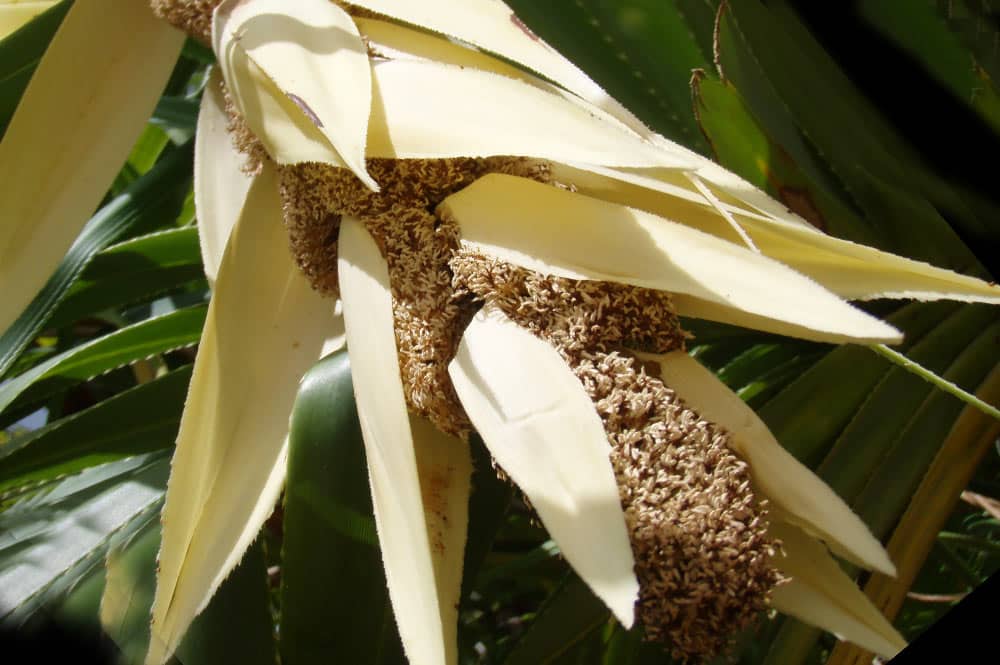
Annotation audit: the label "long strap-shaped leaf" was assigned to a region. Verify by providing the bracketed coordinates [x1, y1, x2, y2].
[280, 350, 405, 665]
[47, 227, 203, 331]
[0, 451, 169, 624]
[440, 174, 900, 344]
[448, 304, 639, 628]
[769, 520, 906, 659]
[0, 0, 183, 333]
[146, 165, 341, 665]
[559, 163, 1000, 305]
[0, 141, 193, 379]
[0, 366, 192, 495]
[346, 0, 651, 138]
[338, 216, 470, 665]
[0, 306, 205, 421]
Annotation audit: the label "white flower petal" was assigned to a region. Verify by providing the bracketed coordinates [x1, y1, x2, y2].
[366, 59, 687, 169]
[146, 165, 339, 665]
[410, 414, 472, 665]
[641, 350, 896, 576]
[644, 135, 813, 224]
[213, 0, 375, 188]
[0, 0, 183, 333]
[440, 174, 902, 345]
[355, 15, 531, 80]
[557, 163, 1000, 305]
[338, 217, 468, 665]
[449, 304, 638, 627]
[194, 67, 253, 286]
[770, 520, 907, 660]
[347, 0, 652, 137]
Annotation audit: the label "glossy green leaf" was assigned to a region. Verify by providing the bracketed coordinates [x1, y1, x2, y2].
[859, 0, 1000, 136]
[817, 304, 997, 503]
[280, 349, 405, 665]
[102, 523, 277, 665]
[0, 451, 168, 624]
[502, 574, 610, 665]
[151, 95, 200, 135]
[854, 319, 1000, 539]
[0, 305, 205, 420]
[505, 0, 710, 149]
[758, 301, 961, 466]
[47, 227, 205, 330]
[0, 366, 191, 495]
[691, 70, 874, 243]
[0, 141, 193, 379]
[721, 0, 990, 269]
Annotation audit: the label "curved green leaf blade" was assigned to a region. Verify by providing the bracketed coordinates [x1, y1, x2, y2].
[279, 349, 405, 665]
[0, 451, 169, 624]
[502, 574, 610, 665]
[0, 305, 205, 420]
[0, 366, 192, 494]
[0, 142, 193, 379]
[102, 524, 277, 665]
[47, 227, 205, 330]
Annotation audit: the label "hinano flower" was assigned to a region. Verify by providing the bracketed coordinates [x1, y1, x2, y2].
[2, 0, 1000, 663]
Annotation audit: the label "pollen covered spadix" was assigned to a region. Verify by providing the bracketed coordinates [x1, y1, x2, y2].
[449, 304, 639, 627]
[643, 350, 897, 577]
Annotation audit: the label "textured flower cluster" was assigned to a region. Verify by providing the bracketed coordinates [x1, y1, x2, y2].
[152, 0, 788, 659]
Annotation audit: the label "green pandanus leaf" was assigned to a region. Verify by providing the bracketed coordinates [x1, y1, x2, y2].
[280, 349, 405, 665]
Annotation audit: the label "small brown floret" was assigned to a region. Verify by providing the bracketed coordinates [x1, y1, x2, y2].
[452, 255, 783, 662]
[149, 0, 222, 44]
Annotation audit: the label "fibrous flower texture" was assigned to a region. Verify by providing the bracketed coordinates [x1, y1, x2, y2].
[280, 155, 782, 658]
[8, 1, 996, 664]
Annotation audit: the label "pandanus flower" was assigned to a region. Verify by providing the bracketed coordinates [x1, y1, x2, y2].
[3, 1, 1000, 663]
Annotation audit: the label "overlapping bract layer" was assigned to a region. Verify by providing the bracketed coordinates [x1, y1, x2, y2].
[147, 0, 1000, 663]
[3, 1, 999, 664]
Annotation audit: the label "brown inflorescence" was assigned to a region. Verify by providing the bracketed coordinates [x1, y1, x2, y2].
[220, 84, 269, 176]
[277, 158, 545, 436]
[149, 0, 222, 44]
[451, 254, 783, 661]
[152, 0, 785, 654]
